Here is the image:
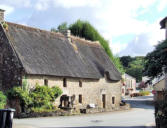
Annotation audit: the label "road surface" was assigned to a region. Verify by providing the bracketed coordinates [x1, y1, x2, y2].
[13, 95, 155, 128]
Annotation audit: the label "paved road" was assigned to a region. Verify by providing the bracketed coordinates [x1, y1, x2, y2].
[13, 96, 155, 128]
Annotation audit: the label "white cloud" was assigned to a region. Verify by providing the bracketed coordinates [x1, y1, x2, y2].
[0, 0, 31, 8]
[119, 33, 154, 56]
[54, 0, 101, 8]
[35, 0, 50, 11]
[0, 4, 14, 15]
[157, 0, 167, 12]
[110, 41, 127, 55]
[0, 0, 164, 56]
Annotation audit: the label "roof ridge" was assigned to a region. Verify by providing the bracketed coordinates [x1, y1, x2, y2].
[6, 21, 102, 48]
[6, 21, 65, 38]
[71, 35, 101, 48]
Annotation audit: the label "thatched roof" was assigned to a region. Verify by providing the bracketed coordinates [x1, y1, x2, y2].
[3, 22, 121, 81]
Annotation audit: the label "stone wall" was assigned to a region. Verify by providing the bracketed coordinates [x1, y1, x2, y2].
[25, 75, 122, 110]
[0, 24, 23, 91]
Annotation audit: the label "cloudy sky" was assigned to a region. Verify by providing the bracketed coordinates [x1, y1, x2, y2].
[0, 0, 166, 56]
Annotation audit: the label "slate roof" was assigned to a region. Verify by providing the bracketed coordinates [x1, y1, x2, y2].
[3, 22, 121, 81]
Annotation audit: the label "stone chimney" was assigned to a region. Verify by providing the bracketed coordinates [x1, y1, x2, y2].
[60, 29, 71, 42]
[0, 9, 5, 23]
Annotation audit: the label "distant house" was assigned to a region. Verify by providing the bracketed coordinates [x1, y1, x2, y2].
[122, 73, 136, 96]
[0, 9, 122, 112]
[153, 76, 165, 101]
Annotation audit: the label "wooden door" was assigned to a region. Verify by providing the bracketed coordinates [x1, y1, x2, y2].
[102, 94, 106, 108]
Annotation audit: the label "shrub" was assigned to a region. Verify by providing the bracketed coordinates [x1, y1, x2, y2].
[31, 107, 58, 113]
[7, 87, 32, 110]
[30, 85, 62, 109]
[0, 91, 6, 109]
[155, 90, 167, 127]
[155, 100, 167, 127]
[7, 85, 62, 113]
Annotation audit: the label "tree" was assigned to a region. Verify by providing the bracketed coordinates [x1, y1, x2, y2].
[51, 22, 68, 32]
[51, 20, 125, 73]
[144, 40, 167, 78]
[69, 20, 124, 73]
[120, 56, 134, 68]
[120, 56, 144, 82]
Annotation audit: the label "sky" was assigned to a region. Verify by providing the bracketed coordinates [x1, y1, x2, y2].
[0, 0, 167, 57]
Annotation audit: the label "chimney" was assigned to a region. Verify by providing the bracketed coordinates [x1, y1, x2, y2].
[0, 9, 5, 23]
[60, 29, 71, 42]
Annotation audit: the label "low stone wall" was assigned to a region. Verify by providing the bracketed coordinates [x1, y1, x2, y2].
[15, 104, 130, 118]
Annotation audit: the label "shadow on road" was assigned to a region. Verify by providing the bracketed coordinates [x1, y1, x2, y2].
[123, 96, 154, 110]
[41, 126, 149, 128]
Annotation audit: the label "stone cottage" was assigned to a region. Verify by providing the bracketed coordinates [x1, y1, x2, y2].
[0, 9, 122, 112]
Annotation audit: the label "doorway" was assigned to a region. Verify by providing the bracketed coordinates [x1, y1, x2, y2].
[102, 94, 106, 108]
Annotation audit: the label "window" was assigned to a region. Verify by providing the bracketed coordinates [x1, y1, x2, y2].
[63, 78, 67, 87]
[112, 96, 115, 104]
[79, 94, 82, 103]
[79, 80, 82, 87]
[102, 94, 106, 108]
[44, 79, 48, 86]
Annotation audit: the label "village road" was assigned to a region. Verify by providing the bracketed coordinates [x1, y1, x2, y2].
[13, 95, 155, 128]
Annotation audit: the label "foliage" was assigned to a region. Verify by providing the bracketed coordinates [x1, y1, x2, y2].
[120, 56, 134, 68]
[31, 107, 58, 113]
[155, 90, 167, 127]
[1, 21, 8, 30]
[144, 40, 167, 79]
[7, 85, 62, 113]
[112, 56, 125, 73]
[139, 90, 150, 96]
[0, 91, 6, 109]
[30, 85, 62, 109]
[120, 56, 145, 82]
[57, 22, 68, 31]
[7, 87, 32, 109]
[51, 22, 68, 32]
[22, 77, 29, 92]
[51, 20, 125, 73]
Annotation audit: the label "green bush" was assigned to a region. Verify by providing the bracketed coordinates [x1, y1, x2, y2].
[0, 91, 6, 109]
[139, 90, 150, 96]
[7, 87, 32, 110]
[7, 85, 62, 113]
[155, 96, 167, 127]
[31, 107, 58, 113]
